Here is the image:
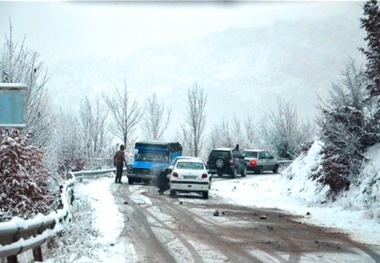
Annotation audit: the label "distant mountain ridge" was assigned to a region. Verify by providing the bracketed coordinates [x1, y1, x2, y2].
[48, 14, 366, 132]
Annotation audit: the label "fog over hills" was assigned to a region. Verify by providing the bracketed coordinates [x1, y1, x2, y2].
[48, 14, 366, 139]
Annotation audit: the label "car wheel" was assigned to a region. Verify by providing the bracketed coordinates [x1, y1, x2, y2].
[170, 190, 176, 198]
[241, 166, 247, 177]
[215, 157, 226, 169]
[231, 168, 237, 178]
[273, 164, 279, 174]
[203, 191, 209, 199]
[255, 166, 263, 174]
[128, 178, 134, 185]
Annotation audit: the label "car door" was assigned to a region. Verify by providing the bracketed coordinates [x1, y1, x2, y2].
[258, 151, 268, 170]
[265, 151, 276, 169]
[232, 149, 244, 173]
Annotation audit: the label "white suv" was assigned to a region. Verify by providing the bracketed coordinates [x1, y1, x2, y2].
[242, 150, 279, 174]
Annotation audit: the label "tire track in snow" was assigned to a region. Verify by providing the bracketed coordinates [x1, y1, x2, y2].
[113, 184, 177, 263]
[139, 203, 205, 263]
[155, 197, 268, 263]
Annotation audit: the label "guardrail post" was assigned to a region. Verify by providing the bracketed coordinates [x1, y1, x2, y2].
[32, 246, 43, 261]
[7, 255, 18, 263]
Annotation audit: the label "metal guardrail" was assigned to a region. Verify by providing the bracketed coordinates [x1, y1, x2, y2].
[0, 168, 116, 262]
[278, 160, 293, 169]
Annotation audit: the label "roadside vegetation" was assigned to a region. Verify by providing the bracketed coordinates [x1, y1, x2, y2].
[0, 0, 380, 220]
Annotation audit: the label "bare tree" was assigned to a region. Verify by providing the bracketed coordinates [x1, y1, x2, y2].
[244, 115, 260, 149]
[207, 114, 256, 155]
[56, 108, 83, 162]
[177, 124, 193, 156]
[142, 92, 171, 140]
[103, 80, 143, 150]
[256, 96, 313, 159]
[184, 83, 207, 157]
[231, 113, 244, 149]
[79, 95, 110, 168]
[0, 21, 51, 146]
[209, 117, 233, 149]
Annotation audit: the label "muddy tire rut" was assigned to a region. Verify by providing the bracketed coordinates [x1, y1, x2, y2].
[110, 183, 380, 263]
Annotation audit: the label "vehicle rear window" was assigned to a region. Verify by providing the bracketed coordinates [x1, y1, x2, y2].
[176, 161, 204, 170]
[243, 151, 258, 158]
[209, 150, 231, 159]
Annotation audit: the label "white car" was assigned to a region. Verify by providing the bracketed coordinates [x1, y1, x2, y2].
[169, 159, 211, 199]
[168, 156, 199, 170]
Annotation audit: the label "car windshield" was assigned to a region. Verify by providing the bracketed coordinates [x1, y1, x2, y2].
[135, 152, 166, 162]
[243, 151, 258, 158]
[176, 161, 204, 170]
[171, 157, 193, 166]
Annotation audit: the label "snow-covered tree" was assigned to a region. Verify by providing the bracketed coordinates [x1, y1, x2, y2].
[54, 109, 86, 174]
[103, 80, 143, 151]
[0, 129, 55, 222]
[315, 60, 373, 194]
[244, 115, 259, 149]
[360, 0, 380, 98]
[0, 22, 52, 147]
[231, 113, 245, 149]
[207, 114, 262, 154]
[141, 92, 171, 140]
[207, 117, 236, 151]
[256, 96, 313, 159]
[183, 83, 207, 157]
[79, 95, 111, 168]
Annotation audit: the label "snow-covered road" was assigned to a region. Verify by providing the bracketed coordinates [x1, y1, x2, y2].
[41, 173, 380, 263]
[91, 176, 380, 263]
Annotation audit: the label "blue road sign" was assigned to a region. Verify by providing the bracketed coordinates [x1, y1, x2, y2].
[0, 83, 28, 128]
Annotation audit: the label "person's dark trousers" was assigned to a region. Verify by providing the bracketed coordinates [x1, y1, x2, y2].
[115, 163, 123, 183]
[158, 178, 170, 193]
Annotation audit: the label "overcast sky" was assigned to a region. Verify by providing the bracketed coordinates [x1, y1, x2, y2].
[0, 1, 363, 66]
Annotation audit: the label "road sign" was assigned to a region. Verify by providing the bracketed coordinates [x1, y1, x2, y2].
[0, 83, 28, 128]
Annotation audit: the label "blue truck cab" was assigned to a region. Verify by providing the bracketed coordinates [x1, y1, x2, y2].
[126, 141, 183, 185]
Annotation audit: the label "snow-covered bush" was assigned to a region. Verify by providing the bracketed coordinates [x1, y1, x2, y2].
[57, 158, 86, 176]
[0, 129, 55, 222]
[44, 182, 101, 262]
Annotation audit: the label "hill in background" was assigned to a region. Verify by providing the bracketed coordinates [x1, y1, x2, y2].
[48, 14, 366, 138]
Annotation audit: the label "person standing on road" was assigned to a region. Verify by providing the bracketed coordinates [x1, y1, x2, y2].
[114, 145, 127, 184]
[235, 144, 242, 155]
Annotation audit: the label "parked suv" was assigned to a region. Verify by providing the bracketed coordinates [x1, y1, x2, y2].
[242, 149, 279, 174]
[206, 148, 247, 178]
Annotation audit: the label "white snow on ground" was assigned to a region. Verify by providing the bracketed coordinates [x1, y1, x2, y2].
[73, 180, 128, 263]
[210, 141, 380, 246]
[45, 141, 380, 262]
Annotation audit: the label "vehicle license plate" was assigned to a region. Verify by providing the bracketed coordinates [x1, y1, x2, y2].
[183, 175, 197, 179]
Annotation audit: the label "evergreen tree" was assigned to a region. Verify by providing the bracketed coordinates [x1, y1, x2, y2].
[360, 0, 380, 98]
[316, 61, 370, 194]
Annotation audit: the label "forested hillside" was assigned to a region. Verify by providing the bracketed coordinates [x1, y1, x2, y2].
[48, 14, 365, 128]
